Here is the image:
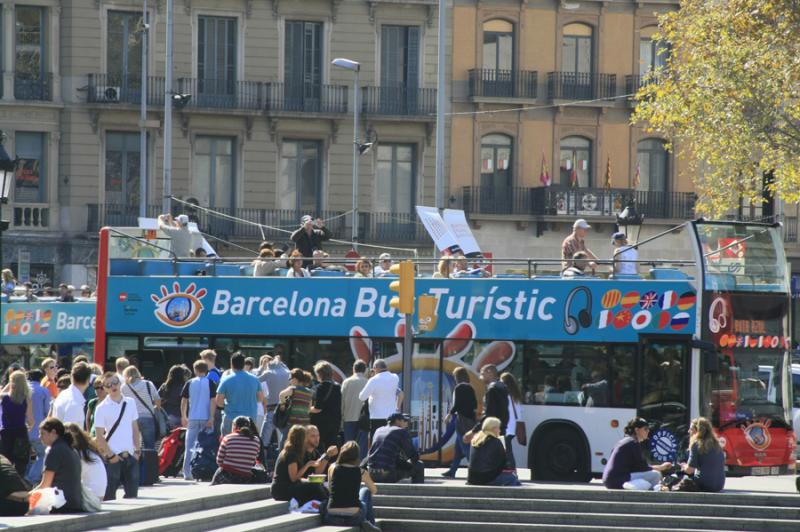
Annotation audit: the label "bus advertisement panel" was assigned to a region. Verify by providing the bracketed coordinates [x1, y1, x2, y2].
[2, 301, 96, 345]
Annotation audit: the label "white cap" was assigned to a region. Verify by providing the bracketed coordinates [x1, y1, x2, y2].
[379, 253, 391, 261]
[176, 214, 189, 225]
[573, 219, 591, 230]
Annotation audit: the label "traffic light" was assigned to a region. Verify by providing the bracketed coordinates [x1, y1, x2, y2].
[389, 261, 415, 314]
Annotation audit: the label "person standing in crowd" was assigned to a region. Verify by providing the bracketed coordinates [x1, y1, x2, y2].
[324, 441, 380, 531]
[95, 372, 141, 500]
[500, 372, 523, 469]
[359, 359, 403, 440]
[259, 354, 291, 448]
[216, 353, 263, 436]
[0, 454, 30, 516]
[249, 362, 269, 434]
[373, 253, 393, 277]
[64, 422, 107, 501]
[367, 413, 424, 484]
[561, 219, 597, 274]
[0, 371, 34, 475]
[85, 377, 107, 435]
[442, 367, 477, 479]
[201, 349, 222, 385]
[211, 416, 262, 485]
[467, 417, 521, 486]
[679, 417, 725, 492]
[278, 369, 314, 441]
[612, 232, 639, 275]
[181, 360, 217, 481]
[477, 364, 509, 434]
[57, 283, 76, 302]
[114, 357, 130, 384]
[271, 425, 329, 505]
[121, 366, 161, 457]
[602, 417, 672, 490]
[341, 360, 369, 459]
[310, 361, 342, 451]
[158, 213, 193, 258]
[25, 369, 51, 483]
[291, 215, 332, 267]
[41, 358, 59, 398]
[51, 362, 91, 425]
[33, 418, 83, 512]
[158, 365, 188, 430]
[303, 425, 339, 476]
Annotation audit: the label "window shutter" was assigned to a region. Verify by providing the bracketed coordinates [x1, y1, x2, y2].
[406, 26, 420, 90]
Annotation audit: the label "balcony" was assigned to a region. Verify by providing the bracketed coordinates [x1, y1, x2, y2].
[361, 86, 436, 118]
[468, 69, 538, 100]
[547, 72, 617, 101]
[14, 72, 52, 101]
[175, 78, 265, 111]
[87, 74, 166, 106]
[784, 216, 798, 244]
[12, 203, 50, 230]
[461, 186, 695, 220]
[265, 83, 348, 114]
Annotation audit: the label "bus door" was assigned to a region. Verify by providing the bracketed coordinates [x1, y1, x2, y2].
[638, 339, 691, 463]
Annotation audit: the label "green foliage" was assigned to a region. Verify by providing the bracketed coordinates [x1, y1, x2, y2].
[632, 0, 800, 217]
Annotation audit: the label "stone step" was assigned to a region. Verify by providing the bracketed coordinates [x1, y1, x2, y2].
[373, 494, 800, 520]
[376, 519, 722, 532]
[373, 506, 797, 531]
[206, 512, 323, 532]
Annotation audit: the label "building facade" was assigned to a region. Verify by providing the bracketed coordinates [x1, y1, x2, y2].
[0, 0, 440, 286]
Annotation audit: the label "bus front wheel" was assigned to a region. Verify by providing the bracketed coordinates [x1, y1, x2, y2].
[531, 426, 591, 482]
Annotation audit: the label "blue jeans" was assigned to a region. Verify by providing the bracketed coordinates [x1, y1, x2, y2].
[221, 413, 234, 436]
[105, 454, 140, 500]
[260, 410, 283, 448]
[184, 420, 209, 479]
[446, 434, 471, 476]
[343, 421, 368, 460]
[26, 438, 45, 484]
[489, 471, 521, 486]
[324, 487, 375, 526]
[138, 416, 156, 486]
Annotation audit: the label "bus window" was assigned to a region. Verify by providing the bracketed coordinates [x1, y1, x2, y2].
[292, 338, 356, 382]
[639, 342, 689, 435]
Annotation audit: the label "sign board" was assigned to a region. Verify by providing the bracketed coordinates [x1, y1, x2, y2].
[442, 209, 481, 256]
[2, 302, 96, 345]
[416, 206, 458, 252]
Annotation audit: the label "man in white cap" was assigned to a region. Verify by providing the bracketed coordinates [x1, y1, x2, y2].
[158, 213, 193, 258]
[561, 219, 597, 273]
[290, 214, 331, 267]
[373, 253, 393, 277]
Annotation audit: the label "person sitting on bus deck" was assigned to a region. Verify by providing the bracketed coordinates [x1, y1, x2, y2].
[79, 285, 92, 298]
[158, 213, 193, 258]
[602, 417, 672, 490]
[562, 251, 593, 277]
[366, 413, 424, 484]
[22, 282, 39, 302]
[311, 250, 346, 273]
[467, 417, 521, 486]
[581, 370, 609, 407]
[286, 250, 311, 278]
[678, 417, 725, 492]
[194, 247, 208, 258]
[57, 283, 76, 302]
[611, 232, 639, 276]
[252, 248, 282, 277]
[372, 253, 393, 277]
[432, 257, 455, 279]
[302, 424, 339, 477]
[451, 255, 491, 278]
[211, 416, 263, 485]
[271, 425, 329, 505]
[561, 219, 598, 273]
[354, 258, 373, 278]
[291, 215, 332, 267]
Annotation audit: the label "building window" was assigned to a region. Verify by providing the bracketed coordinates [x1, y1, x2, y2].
[105, 132, 141, 207]
[562, 23, 592, 74]
[15, 6, 46, 98]
[193, 137, 235, 209]
[107, 11, 143, 88]
[560, 136, 592, 188]
[639, 27, 669, 77]
[381, 26, 420, 89]
[482, 19, 514, 71]
[480, 134, 513, 212]
[285, 21, 322, 109]
[198, 16, 237, 100]
[636, 139, 668, 192]
[279, 140, 322, 213]
[375, 144, 415, 213]
[14, 132, 46, 203]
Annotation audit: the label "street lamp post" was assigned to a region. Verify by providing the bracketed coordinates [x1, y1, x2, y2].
[616, 198, 644, 241]
[0, 135, 18, 235]
[139, 0, 149, 219]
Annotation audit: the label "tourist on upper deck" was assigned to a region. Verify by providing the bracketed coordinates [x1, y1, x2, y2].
[79, 284, 93, 298]
[373, 253, 393, 277]
[22, 282, 39, 302]
[286, 250, 312, 278]
[194, 247, 208, 258]
[1, 269, 16, 298]
[354, 258, 373, 278]
[291, 215, 332, 267]
[602, 417, 672, 490]
[311, 250, 347, 273]
[451, 255, 491, 278]
[253, 248, 282, 277]
[561, 219, 597, 273]
[612, 232, 639, 276]
[158, 213, 193, 258]
[432, 257, 455, 279]
[562, 251, 592, 277]
[57, 283, 76, 302]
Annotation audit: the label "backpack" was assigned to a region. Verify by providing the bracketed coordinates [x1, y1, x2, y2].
[158, 427, 186, 477]
[190, 429, 220, 481]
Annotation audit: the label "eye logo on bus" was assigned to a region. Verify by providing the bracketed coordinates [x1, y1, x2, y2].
[742, 419, 772, 451]
[151, 282, 207, 328]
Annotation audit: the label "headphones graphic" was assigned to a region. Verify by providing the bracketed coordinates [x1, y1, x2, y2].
[564, 286, 593, 335]
[708, 296, 729, 333]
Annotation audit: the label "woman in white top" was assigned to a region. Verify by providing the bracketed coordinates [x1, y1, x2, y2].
[500, 372, 523, 470]
[121, 366, 161, 451]
[252, 248, 283, 277]
[64, 422, 107, 502]
[286, 250, 311, 278]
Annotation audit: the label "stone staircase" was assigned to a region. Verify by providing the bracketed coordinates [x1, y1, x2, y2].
[373, 483, 800, 532]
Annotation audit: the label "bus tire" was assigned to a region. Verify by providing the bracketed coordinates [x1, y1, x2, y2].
[531, 425, 591, 482]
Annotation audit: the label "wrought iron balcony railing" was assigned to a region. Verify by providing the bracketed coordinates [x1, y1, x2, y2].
[14, 72, 53, 101]
[87, 74, 166, 106]
[360, 86, 436, 117]
[175, 78, 265, 111]
[265, 83, 348, 114]
[547, 72, 617, 101]
[468, 69, 538, 99]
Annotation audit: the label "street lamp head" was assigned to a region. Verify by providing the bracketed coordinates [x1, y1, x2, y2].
[331, 58, 360, 72]
[616, 198, 644, 235]
[357, 142, 374, 156]
[172, 93, 192, 109]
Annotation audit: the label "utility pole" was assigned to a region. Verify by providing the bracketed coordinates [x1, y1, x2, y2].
[162, 0, 173, 214]
[434, 0, 446, 211]
[139, 0, 148, 219]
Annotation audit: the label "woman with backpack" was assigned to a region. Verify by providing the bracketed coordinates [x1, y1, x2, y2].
[0, 371, 34, 476]
[158, 365, 188, 430]
[211, 416, 262, 485]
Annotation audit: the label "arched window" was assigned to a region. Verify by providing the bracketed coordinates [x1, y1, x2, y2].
[636, 139, 668, 192]
[482, 20, 514, 71]
[560, 136, 592, 188]
[639, 26, 669, 77]
[480, 134, 513, 213]
[562, 23, 593, 75]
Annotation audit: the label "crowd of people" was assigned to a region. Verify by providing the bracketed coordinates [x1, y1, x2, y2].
[1, 269, 94, 301]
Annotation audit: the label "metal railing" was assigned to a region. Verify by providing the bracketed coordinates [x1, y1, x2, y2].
[784, 216, 798, 243]
[624, 73, 662, 99]
[461, 186, 696, 219]
[87, 74, 166, 105]
[547, 72, 617, 101]
[265, 82, 348, 114]
[468, 69, 538, 99]
[175, 78, 265, 111]
[360, 212, 430, 243]
[14, 72, 52, 101]
[12, 202, 50, 229]
[361, 86, 436, 116]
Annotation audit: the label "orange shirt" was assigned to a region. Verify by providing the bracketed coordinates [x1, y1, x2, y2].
[41, 377, 58, 398]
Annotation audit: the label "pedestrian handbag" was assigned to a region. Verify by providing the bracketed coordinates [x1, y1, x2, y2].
[455, 413, 475, 436]
[273, 395, 292, 430]
[357, 400, 371, 432]
[127, 381, 167, 440]
[148, 382, 170, 439]
[512, 401, 527, 446]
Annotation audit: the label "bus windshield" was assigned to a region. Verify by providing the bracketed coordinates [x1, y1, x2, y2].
[696, 222, 788, 293]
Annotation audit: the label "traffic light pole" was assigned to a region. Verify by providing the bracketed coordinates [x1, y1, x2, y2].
[402, 312, 413, 414]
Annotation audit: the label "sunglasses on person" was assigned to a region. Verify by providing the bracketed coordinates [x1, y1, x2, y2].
[46, 365, 57, 370]
[104, 379, 120, 388]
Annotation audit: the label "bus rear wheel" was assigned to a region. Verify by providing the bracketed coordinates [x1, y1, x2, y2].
[531, 426, 591, 482]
